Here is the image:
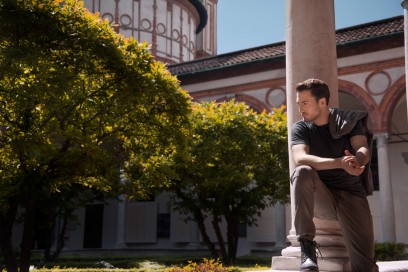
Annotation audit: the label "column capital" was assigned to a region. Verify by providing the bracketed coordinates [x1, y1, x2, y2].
[374, 132, 390, 148]
[373, 132, 389, 138]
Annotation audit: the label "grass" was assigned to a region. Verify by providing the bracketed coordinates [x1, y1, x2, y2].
[0, 255, 271, 272]
[2, 242, 407, 271]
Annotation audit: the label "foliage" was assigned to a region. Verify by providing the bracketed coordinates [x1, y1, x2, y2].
[375, 242, 407, 261]
[15, 268, 218, 272]
[0, 0, 191, 271]
[174, 100, 290, 217]
[145, 100, 289, 265]
[0, 255, 270, 271]
[167, 258, 228, 272]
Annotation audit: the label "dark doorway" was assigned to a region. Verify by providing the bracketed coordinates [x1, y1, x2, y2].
[83, 204, 104, 248]
[157, 213, 170, 238]
[371, 139, 379, 191]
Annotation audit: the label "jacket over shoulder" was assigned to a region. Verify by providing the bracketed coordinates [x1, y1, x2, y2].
[329, 108, 374, 196]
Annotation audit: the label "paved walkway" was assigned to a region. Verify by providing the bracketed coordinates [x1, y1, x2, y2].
[249, 260, 408, 272]
[378, 261, 408, 272]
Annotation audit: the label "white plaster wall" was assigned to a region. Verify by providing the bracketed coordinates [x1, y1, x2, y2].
[170, 211, 191, 243]
[248, 207, 277, 242]
[242, 88, 272, 104]
[390, 142, 408, 243]
[101, 199, 119, 248]
[337, 47, 405, 68]
[64, 207, 86, 250]
[125, 202, 157, 243]
[183, 69, 286, 93]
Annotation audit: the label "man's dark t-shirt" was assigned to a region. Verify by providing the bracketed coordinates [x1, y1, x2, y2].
[291, 120, 366, 197]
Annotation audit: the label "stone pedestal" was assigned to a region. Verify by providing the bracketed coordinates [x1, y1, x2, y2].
[272, 219, 350, 271]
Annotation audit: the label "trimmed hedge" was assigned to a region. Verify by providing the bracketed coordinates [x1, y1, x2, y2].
[375, 242, 407, 261]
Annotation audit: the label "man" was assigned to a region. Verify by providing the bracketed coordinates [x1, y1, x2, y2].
[290, 78, 378, 272]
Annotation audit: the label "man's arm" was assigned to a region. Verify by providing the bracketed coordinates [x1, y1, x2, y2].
[291, 143, 365, 176]
[345, 135, 370, 167]
[291, 144, 343, 170]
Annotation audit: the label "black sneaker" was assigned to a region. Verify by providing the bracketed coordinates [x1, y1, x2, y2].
[299, 238, 320, 271]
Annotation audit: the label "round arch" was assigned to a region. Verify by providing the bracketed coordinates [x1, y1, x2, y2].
[379, 75, 406, 132]
[216, 94, 270, 113]
[338, 79, 381, 132]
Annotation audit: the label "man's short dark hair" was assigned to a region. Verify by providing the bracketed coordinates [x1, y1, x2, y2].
[296, 78, 330, 105]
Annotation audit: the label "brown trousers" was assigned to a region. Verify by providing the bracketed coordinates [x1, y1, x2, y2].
[291, 165, 379, 272]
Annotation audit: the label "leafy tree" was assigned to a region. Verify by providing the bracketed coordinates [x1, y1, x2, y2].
[132, 101, 289, 265]
[0, 1, 191, 272]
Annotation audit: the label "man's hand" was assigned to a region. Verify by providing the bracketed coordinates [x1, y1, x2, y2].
[342, 150, 365, 176]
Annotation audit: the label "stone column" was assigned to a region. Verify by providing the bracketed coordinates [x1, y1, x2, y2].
[402, 0, 408, 121]
[272, 0, 350, 271]
[115, 194, 127, 248]
[274, 203, 288, 249]
[375, 133, 396, 242]
[187, 221, 203, 249]
[116, 172, 127, 248]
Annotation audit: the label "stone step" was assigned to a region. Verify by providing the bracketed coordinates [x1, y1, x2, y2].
[248, 260, 408, 272]
[272, 256, 349, 271]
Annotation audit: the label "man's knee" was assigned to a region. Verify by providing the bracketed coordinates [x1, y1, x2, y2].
[291, 165, 316, 184]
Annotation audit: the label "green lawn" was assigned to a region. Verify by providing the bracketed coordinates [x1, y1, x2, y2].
[1, 256, 271, 272]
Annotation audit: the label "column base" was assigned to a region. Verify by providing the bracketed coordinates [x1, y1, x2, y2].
[185, 242, 206, 250]
[115, 242, 127, 249]
[272, 220, 351, 272]
[272, 256, 350, 272]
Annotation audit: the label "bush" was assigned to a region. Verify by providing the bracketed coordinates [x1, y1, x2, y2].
[167, 258, 228, 272]
[375, 242, 407, 261]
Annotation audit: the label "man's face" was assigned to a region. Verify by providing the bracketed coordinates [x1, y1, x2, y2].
[296, 90, 325, 123]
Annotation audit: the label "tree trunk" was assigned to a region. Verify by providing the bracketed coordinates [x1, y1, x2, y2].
[194, 211, 219, 259]
[212, 215, 229, 265]
[39, 216, 66, 266]
[50, 215, 68, 261]
[226, 215, 239, 265]
[0, 200, 19, 272]
[40, 224, 53, 266]
[19, 193, 36, 272]
[175, 188, 219, 259]
[39, 213, 57, 266]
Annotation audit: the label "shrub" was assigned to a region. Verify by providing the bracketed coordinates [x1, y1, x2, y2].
[375, 242, 407, 261]
[167, 258, 228, 272]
